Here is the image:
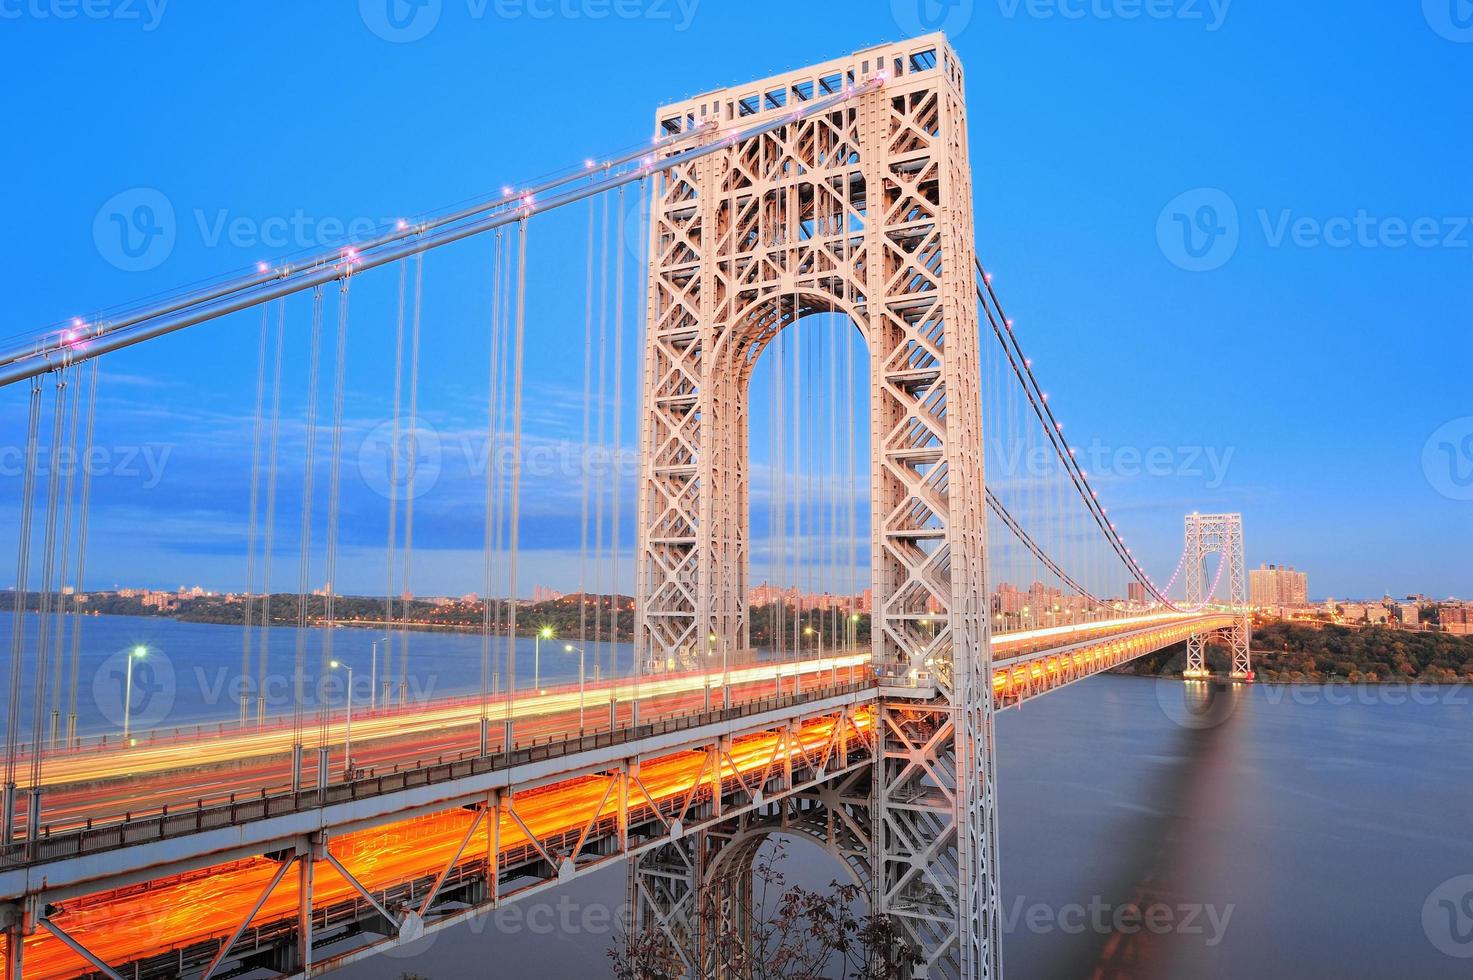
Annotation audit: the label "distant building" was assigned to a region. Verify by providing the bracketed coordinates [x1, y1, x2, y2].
[1250, 564, 1308, 606]
[1443, 604, 1473, 636]
[1127, 582, 1148, 604]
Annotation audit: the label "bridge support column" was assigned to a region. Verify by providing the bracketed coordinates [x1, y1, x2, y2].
[297, 837, 318, 972]
[629, 832, 706, 978]
[1183, 513, 1251, 680]
[634, 35, 996, 978]
[1, 903, 23, 980]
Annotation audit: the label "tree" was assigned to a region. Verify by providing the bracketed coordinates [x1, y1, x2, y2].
[611, 842, 917, 979]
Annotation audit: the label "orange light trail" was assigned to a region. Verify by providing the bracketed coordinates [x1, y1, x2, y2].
[8, 710, 874, 979]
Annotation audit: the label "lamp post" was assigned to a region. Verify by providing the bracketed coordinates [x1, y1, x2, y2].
[369, 637, 388, 711]
[564, 644, 586, 729]
[535, 626, 554, 690]
[122, 646, 146, 742]
[330, 660, 354, 777]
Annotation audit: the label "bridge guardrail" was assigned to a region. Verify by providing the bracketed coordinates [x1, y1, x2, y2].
[0, 679, 874, 871]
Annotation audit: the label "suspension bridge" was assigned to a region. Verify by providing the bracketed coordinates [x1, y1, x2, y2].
[0, 34, 1250, 980]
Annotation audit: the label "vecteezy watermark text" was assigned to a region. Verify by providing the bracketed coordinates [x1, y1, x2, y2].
[0, 0, 168, 31]
[93, 186, 401, 272]
[0, 443, 172, 489]
[358, 0, 698, 43]
[1001, 895, 1234, 944]
[995, 0, 1230, 30]
[1158, 188, 1473, 272]
[990, 436, 1235, 489]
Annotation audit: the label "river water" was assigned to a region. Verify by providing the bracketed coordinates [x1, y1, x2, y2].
[3, 614, 1470, 977]
[354, 674, 1473, 979]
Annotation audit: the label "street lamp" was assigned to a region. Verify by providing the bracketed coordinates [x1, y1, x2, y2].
[329, 659, 354, 777]
[564, 644, 586, 728]
[122, 645, 146, 742]
[535, 626, 554, 690]
[369, 636, 388, 711]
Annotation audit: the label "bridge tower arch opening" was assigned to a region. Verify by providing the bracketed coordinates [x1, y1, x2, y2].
[723, 299, 870, 663]
[634, 34, 1000, 978]
[1183, 512, 1251, 679]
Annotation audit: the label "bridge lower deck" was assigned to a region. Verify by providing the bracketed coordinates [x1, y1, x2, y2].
[0, 612, 1234, 979]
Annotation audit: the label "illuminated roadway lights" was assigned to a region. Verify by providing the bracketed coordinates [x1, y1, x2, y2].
[534, 625, 554, 690]
[329, 660, 354, 777]
[563, 645, 587, 729]
[122, 645, 146, 743]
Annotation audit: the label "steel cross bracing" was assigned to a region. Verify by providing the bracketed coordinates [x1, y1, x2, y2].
[636, 35, 996, 978]
[1183, 512, 1252, 678]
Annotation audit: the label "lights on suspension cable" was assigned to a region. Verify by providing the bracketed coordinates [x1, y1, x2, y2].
[255, 261, 270, 274]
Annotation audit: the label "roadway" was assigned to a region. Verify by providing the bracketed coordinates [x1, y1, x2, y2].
[13, 612, 1221, 837]
[6, 711, 873, 979]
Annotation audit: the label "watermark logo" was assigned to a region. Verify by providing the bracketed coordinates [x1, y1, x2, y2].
[1154, 676, 1241, 731]
[357, 417, 444, 501]
[91, 646, 176, 733]
[1423, 417, 1473, 501]
[1424, 0, 1473, 42]
[994, 0, 1231, 31]
[359, 0, 442, 42]
[94, 188, 176, 272]
[891, 0, 975, 37]
[361, 0, 698, 41]
[624, 187, 654, 264]
[1423, 874, 1473, 957]
[1157, 188, 1239, 272]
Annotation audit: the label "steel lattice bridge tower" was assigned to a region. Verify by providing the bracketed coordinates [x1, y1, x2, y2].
[0, 34, 1252, 980]
[635, 39, 996, 977]
[1182, 513, 1252, 680]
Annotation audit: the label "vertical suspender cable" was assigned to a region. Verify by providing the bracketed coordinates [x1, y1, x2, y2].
[256, 300, 286, 723]
[631, 175, 649, 695]
[795, 322, 803, 659]
[609, 184, 627, 681]
[592, 192, 611, 676]
[827, 321, 839, 650]
[773, 322, 785, 659]
[26, 372, 69, 836]
[398, 253, 424, 707]
[48, 366, 81, 747]
[383, 261, 408, 709]
[240, 305, 270, 728]
[291, 285, 326, 790]
[846, 322, 858, 650]
[479, 232, 505, 752]
[66, 359, 100, 745]
[319, 274, 352, 772]
[578, 198, 595, 668]
[4, 377, 42, 838]
[490, 231, 512, 725]
[504, 218, 530, 734]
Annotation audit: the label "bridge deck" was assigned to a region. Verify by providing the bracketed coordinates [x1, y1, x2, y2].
[0, 612, 1234, 980]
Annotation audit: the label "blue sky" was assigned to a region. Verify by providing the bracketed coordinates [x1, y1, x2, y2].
[1, 0, 1469, 601]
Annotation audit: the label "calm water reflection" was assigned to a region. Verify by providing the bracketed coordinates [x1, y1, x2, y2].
[353, 674, 1473, 979]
